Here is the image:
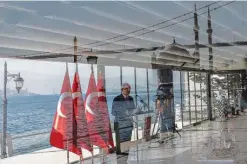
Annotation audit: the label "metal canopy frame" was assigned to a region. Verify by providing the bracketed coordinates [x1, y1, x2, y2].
[6, 2, 247, 73]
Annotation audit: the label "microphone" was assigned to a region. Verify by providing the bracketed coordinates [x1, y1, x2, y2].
[136, 95, 148, 107]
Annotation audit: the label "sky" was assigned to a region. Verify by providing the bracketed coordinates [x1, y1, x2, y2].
[0, 1, 247, 94]
[0, 58, 159, 94]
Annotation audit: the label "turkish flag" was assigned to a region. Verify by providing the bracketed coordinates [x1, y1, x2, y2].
[97, 72, 114, 149]
[85, 71, 109, 153]
[72, 70, 93, 155]
[50, 68, 73, 152]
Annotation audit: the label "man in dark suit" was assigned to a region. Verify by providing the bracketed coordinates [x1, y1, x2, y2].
[112, 83, 136, 143]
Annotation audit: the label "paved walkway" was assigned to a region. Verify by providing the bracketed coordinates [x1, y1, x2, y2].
[2, 114, 247, 164]
[125, 114, 247, 164]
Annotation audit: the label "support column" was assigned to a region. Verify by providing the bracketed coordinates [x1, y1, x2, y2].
[241, 71, 247, 89]
[187, 72, 192, 124]
[180, 71, 184, 128]
[134, 67, 137, 106]
[206, 7, 213, 121]
[193, 73, 197, 122]
[120, 67, 123, 86]
[157, 68, 174, 132]
[207, 73, 212, 120]
[200, 73, 203, 120]
[74, 36, 77, 63]
[146, 69, 150, 111]
[1, 62, 7, 159]
[227, 74, 230, 101]
[207, 7, 213, 70]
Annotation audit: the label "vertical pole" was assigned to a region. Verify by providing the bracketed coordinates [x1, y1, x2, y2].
[79, 155, 82, 164]
[207, 73, 212, 120]
[67, 139, 69, 164]
[1, 61, 7, 159]
[200, 73, 203, 120]
[91, 145, 94, 164]
[73, 37, 77, 164]
[146, 69, 150, 111]
[74, 36, 78, 63]
[91, 64, 94, 74]
[97, 64, 106, 162]
[180, 71, 184, 128]
[116, 67, 122, 155]
[134, 67, 138, 140]
[90, 64, 95, 164]
[194, 73, 197, 122]
[187, 72, 192, 124]
[115, 122, 121, 154]
[120, 67, 123, 86]
[227, 74, 230, 102]
[207, 7, 213, 70]
[134, 67, 138, 106]
[207, 7, 213, 120]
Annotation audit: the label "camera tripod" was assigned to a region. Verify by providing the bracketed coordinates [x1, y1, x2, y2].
[148, 108, 181, 147]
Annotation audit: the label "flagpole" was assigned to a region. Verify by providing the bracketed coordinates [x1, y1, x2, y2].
[80, 148, 84, 164]
[66, 62, 70, 164]
[90, 62, 95, 164]
[102, 149, 105, 164]
[79, 155, 83, 164]
[67, 139, 69, 164]
[91, 145, 94, 164]
[91, 64, 94, 75]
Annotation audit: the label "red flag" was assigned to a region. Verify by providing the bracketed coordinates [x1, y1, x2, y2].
[97, 72, 115, 149]
[50, 67, 74, 152]
[85, 71, 109, 153]
[72, 70, 93, 155]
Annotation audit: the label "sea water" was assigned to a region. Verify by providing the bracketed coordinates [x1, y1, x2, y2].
[0, 90, 182, 155]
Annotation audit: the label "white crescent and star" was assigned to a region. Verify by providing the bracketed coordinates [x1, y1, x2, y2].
[85, 92, 98, 116]
[54, 92, 72, 130]
[98, 92, 106, 97]
[56, 92, 72, 118]
[54, 90, 106, 130]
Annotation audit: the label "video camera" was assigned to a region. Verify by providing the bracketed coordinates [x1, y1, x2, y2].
[156, 83, 174, 101]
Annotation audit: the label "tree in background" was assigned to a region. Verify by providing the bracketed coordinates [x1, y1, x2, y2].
[189, 72, 242, 118]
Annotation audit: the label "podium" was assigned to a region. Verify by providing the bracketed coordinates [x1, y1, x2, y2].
[115, 110, 154, 155]
[131, 110, 154, 141]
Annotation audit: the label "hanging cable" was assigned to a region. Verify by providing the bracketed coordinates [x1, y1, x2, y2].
[90, 1, 235, 48]
[17, 1, 221, 58]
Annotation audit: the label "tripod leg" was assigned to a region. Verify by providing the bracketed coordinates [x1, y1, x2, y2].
[175, 129, 181, 137]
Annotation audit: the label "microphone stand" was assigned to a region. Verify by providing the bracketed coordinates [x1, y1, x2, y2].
[136, 95, 149, 111]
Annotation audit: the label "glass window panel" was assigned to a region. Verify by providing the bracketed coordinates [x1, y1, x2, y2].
[189, 72, 197, 124]
[104, 66, 121, 147]
[105, 66, 121, 120]
[122, 67, 136, 104]
[201, 73, 208, 120]
[173, 71, 182, 129]
[181, 71, 190, 126]
[136, 68, 148, 140]
[147, 69, 159, 138]
[136, 68, 148, 111]
[195, 73, 202, 121]
[190, 91, 196, 124]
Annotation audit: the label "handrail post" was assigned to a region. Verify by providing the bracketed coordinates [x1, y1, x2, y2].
[114, 122, 121, 154]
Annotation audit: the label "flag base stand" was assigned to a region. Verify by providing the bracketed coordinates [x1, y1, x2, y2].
[101, 152, 106, 164]
[108, 147, 115, 154]
[91, 152, 94, 164]
[79, 156, 82, 164]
